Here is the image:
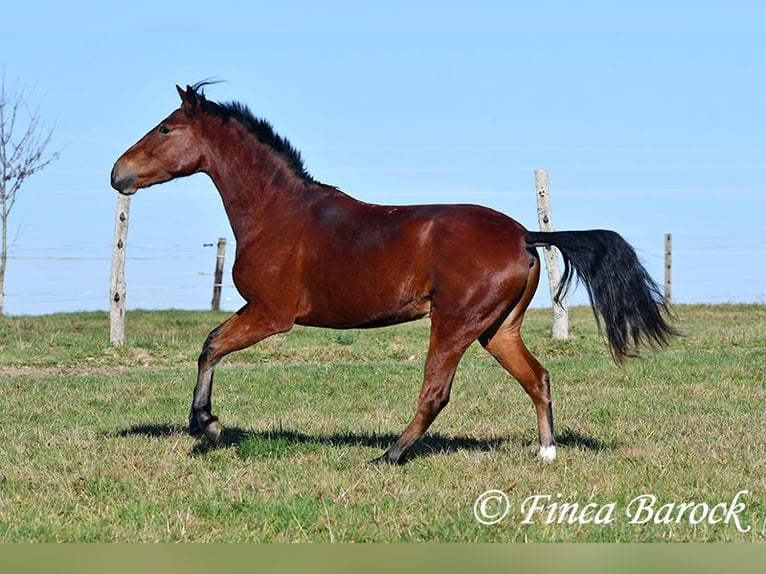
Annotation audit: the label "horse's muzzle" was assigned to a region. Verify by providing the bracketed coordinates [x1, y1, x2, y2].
[110, 163, 137, 195]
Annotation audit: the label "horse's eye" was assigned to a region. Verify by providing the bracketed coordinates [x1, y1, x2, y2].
[159, 124, 170, 135]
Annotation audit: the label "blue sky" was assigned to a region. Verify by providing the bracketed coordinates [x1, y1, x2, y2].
[2, 0, 764, 315]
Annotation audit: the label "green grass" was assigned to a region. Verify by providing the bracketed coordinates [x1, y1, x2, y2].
[0, 305, 764, 542]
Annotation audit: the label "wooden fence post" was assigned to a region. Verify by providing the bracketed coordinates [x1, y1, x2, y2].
[664, 233, 672, 304]
[211, 237, 227, 311]
[535, 169, 569, 340]
[109, 193, 131, 346]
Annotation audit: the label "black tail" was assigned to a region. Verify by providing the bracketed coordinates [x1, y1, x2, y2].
[526, 229, 679, 362]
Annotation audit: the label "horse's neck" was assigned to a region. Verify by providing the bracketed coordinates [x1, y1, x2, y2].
[203, 126, 307, 243]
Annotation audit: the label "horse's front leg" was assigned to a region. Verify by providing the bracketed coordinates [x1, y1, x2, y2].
[187, 337, 223, 443]
[188, 304, 292, 444]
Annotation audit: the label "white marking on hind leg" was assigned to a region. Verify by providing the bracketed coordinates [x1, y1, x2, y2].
[538, 445, 557, 461]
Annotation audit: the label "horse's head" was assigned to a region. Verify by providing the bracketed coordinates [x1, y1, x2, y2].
[111, 85, 206, 195]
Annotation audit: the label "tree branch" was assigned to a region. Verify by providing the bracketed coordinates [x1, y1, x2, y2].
[0, 74, 58, 217]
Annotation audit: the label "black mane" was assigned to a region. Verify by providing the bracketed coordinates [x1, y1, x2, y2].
[191, 82, 316, 183]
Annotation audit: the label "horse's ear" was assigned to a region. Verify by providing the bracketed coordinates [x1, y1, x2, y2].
[177, 84, 199, 117]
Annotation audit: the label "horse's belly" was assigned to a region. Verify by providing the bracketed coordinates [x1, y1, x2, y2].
[295, 286, 432, 329]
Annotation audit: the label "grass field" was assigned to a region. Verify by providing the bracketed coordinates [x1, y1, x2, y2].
[0, 304, 763, 542]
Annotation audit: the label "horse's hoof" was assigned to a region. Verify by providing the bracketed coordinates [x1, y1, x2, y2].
[370, 451, 405, 465]
[203, 419, 223, 445]
[538, 445, 557, 461]
[188, 419, 202, 437]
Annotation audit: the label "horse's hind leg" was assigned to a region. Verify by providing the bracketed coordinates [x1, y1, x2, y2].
[479, 253, 555, 460]
[374, 316, 473, 465]
[190, 304, 292, 444]
[481, 321, 556, 461]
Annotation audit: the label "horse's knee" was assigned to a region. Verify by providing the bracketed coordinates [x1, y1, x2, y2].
[197, 345, 213, 369]
[198, 328, 221, 367]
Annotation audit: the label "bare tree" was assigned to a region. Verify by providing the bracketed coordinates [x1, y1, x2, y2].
[0, 73, 58, 314]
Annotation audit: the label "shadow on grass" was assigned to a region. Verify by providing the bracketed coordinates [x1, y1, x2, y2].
[114, 423, 185, 438]
[554, 426, 617, 452]
[114, 422, 616, 462]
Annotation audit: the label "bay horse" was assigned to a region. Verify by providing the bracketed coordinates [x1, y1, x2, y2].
[111, 83, 676, 464]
